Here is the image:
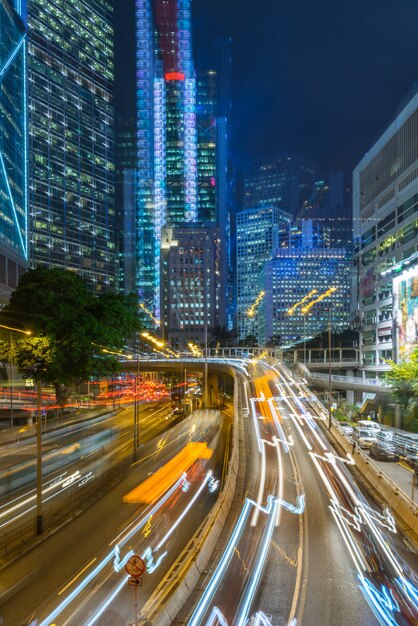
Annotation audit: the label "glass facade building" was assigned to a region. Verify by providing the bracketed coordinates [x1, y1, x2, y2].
[0, 0, 28, 303]
[244, 154, 317, 216]
[259, 246, 351, 347]
[136, 0, 197, 316]
[236, 205, 292, 340]
[27, 0, 116, 292]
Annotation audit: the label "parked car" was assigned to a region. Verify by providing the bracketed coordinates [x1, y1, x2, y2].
[377, 429, 394, 441]
[357, 420, 381, 434]
[339, 421, 353, 436]
[352, 428, 377, 449]
[369, 439, 397, 461]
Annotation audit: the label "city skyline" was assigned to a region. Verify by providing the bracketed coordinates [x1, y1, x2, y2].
[115, 0, 418, 172]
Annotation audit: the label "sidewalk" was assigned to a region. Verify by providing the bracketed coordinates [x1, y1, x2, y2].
[372, 456, 417, 503]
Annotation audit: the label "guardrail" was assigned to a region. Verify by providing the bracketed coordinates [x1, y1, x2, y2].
[138, 372, 243, 625]
[325, 419, 418, 545]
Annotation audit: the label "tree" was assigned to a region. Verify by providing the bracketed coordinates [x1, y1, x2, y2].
[209, 325, 237, 348]
[384, 348, 418, 430]
[265, 334, 282, 348]
[238, 334, 258, 347]
[0, 268, 141, 405]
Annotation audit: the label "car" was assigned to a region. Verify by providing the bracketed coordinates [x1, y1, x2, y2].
[369, 439, 397, 461]
[339, 421, 353, 436]
[377, 429, 394, 441]
[357, 420, 381, 434]
[352, 428, 377, 449]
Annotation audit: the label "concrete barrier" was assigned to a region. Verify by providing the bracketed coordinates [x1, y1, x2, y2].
[138, 371, 244, 625]
[324, 420, 418, 547]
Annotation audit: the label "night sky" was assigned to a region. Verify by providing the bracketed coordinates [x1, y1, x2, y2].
[114, 0, 418, 174]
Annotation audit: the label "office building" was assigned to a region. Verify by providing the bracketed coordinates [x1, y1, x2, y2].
[27, 0, 116, 292]
[115, 118, 136, 295]
[243, 154, 317, 216]
[0, 0, 28, 303]
[160, 223, 225, 350]
[136, 0, 197, 315]
[353, 87, 418, 375]
[236, 205, 292, 340]
[258, 222, 351, 346]
[299, 171, 353, 248]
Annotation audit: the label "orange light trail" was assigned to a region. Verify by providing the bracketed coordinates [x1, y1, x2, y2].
[123, 442, 213, 504]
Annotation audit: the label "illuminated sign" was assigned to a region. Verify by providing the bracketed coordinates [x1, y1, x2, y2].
[393, 264, 418, 360]
[165, 71, 185, 81]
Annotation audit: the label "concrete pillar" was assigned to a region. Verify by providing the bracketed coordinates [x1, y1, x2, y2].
[207, 374, 219, 407]
[395, 404, 402, 429]
[346, 389, 355, 404]
[377, 403, 383, 425]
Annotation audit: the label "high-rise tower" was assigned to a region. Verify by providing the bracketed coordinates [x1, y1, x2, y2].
[0, 0, 28, 303]
[27, 0, 115, 292]
[136, 0, 197, 316]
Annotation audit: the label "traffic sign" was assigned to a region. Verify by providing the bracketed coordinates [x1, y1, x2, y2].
[128, 577, 143, 587]
[125, 555, 145, 578]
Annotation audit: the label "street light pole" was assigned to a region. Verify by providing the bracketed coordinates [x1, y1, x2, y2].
[204, 323, 208, 409]
[9, 332, 13, 440]
[133, 355, 139, 462]
[303, 313, 307, 366]
[327, 306, 332, 430]
[36, 378, 43, 534]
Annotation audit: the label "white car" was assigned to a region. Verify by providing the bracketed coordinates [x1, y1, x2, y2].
[339, 421, 353, 436]
[357, 420, 381, 434]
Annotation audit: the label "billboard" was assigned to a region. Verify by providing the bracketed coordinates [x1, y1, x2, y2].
[393, 265, 418, 360]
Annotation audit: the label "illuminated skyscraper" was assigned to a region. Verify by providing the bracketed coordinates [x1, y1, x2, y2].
[0, 0, 28, 303]
[136, 0, 197, 316]
[27, 0, 116, 292]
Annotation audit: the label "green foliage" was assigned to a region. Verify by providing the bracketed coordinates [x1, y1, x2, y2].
[0, 268, 141, 401]
[209, 325, 237, 348]
[333, 400, 360, 423]
[384, 348, 418, 429]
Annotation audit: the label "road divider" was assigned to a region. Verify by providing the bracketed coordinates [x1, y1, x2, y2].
[138, 373, 243, 625]
[324, 420, 418, 547]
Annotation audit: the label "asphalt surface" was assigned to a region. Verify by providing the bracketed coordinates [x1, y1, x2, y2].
[0, 408, 227, 626]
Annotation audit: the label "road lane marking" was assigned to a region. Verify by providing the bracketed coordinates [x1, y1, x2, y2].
[397, 461, 413, 472]
[57, 557, 97, 595]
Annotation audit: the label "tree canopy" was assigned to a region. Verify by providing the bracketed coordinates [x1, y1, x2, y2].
[384, 348, 418, 429]
[0, 268, 141, 402]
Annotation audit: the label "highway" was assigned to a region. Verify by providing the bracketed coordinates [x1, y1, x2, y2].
[180, 358, 418, 626]
[0, 408, 229, 625]
[0, 357, 417, 625]
[0, 402, 173, 540]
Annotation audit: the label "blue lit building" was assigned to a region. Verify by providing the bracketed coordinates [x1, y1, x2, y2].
[258, 221, 351, 346]
[236, 206, 292, 341]
[0, 0, 28, 303]
[243, 154, 317, 216]
[136, 0, 197, 317]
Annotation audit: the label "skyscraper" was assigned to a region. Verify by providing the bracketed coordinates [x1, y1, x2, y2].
[236, 206, 292, 340]
[243, 154, 317, 216]
[136, 0, 197, 315]
[0, 0, 28, 303]
[258, 221, 351, 347]
[27, 0, 116, 292]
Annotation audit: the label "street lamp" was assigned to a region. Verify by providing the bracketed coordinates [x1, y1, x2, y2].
[128, 354, 140, 462]
[0, 324, 31, 441]
[324, 306, 333, 430]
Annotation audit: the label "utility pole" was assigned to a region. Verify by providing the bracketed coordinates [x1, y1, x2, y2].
[9, 332, 13, 440]
[36, 379, 43, 535]
[327, 306, 332, 430]
[133, 355, 139, 462]
[204, 323, 208, 409]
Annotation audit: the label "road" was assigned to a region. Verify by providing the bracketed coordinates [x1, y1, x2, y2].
[0, 408, 229, 625]
[0, 402, 174, 541]
[179, 358, 418, 626]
